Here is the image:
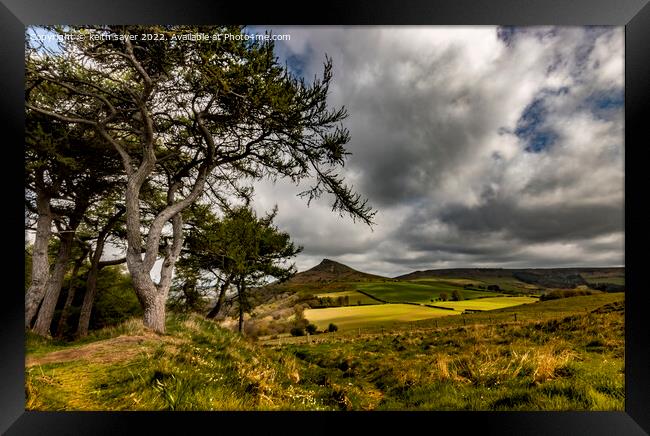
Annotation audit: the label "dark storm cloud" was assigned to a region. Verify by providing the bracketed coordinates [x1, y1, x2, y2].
[437, 201, 624, 243]
[382, 199, 623, 272]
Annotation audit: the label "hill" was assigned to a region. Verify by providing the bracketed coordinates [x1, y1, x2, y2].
[286, 258, 387, 284]
[396, 267, 624, 290]
[239, 259, 388, 323]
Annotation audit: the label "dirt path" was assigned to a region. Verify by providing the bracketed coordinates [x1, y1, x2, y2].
[26, 333, 175, 367]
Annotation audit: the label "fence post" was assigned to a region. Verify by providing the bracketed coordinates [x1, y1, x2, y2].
[514, 313, 517, 322]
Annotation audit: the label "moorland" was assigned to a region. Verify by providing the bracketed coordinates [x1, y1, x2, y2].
[26, 259, 625, 411]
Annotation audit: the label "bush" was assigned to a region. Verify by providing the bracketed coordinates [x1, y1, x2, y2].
[290, 327, 305, 336]
[451, 290, 463, 301]
[91, 266, 143, 331]
[590, 283, 625, 293]
[305, 323, 318, 335]
[540, 289, 593, 301]
[327, 323, 338, 333]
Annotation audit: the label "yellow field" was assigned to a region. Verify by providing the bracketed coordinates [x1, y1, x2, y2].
[434, 296, 538, 311]
[304, 304, 459, 331]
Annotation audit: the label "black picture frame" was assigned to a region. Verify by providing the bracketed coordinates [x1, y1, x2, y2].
[2, 1, 649, 434]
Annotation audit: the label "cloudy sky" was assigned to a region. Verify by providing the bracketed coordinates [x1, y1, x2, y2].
[242, 26, 624, 278]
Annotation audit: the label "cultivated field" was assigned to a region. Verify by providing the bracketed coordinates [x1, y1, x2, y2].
[304, 304, 458, 331]
[433, 296, 539, 311]
[355, 282, 504, 304]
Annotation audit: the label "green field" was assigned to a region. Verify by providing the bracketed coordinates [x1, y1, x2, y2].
[410, 278, 483, 287]
[433, 296, 539, 312]
[356, 281, 503, 304]
[582, 276, 625, 286]
[304, 304, 458, 331]
[408, 293, 624, 332]
[315, 290, 380, 305]
[440, 276, 542, 293]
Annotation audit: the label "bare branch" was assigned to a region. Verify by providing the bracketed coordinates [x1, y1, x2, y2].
[26, 103, 96, 126]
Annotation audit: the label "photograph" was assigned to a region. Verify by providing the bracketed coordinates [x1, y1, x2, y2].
[23, 24, 629, 413]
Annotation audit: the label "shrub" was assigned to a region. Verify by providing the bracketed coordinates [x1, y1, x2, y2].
[590, 283, 625, 293]
[327, 323, 338, 333]
[305, 323, 318, 335]
[540, 289, 593, 301]
[91, 266, 143, 331]
[290, 327, 305, 336]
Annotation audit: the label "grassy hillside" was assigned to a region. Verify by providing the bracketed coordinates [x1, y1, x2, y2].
[314, 290, 380, 305]
[254, 263, 624, 322]
[357, 281, 504, 303]
[284, 297, 624, 411]
[26, 293, 624, 411]
[396, 267, 625, 293]
[27, 314, 326, 411]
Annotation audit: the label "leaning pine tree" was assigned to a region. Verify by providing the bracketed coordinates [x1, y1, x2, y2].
[26, 25, 375, 334]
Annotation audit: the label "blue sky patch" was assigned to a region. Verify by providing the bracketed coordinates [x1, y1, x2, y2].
[515, 97, 558, 153]
[284, 53, 308, 78]
[579, 88, 624, 121]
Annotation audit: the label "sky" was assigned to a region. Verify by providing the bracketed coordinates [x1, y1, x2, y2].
[25, 26, 625, 280]
[244, 26, 624, 277]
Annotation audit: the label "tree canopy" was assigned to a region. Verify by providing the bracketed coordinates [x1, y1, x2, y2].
[25, 25, 375, 334]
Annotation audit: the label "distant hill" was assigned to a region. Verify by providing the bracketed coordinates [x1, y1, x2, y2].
[290, 259, 387, 283]
[396, 267, 624, 290]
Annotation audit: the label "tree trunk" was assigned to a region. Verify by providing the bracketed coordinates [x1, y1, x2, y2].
[181, 278, 199, 310]
[206, 274, 233, 319]
[32, 193, 88, 337]
[76, 262, 100, 338]
[25, 189, 52, 327]
[32, 231, 75, 337]
[76, 207, 125, 337]
[142, 287, 168, 334]
[76, 257, 127, 337]
[238, 300, 244, 333]
[120, 124, 209, 334]
[55, 247, 88, 338]
[76, 266, 99, 337]
[237, 279, 245, 334]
